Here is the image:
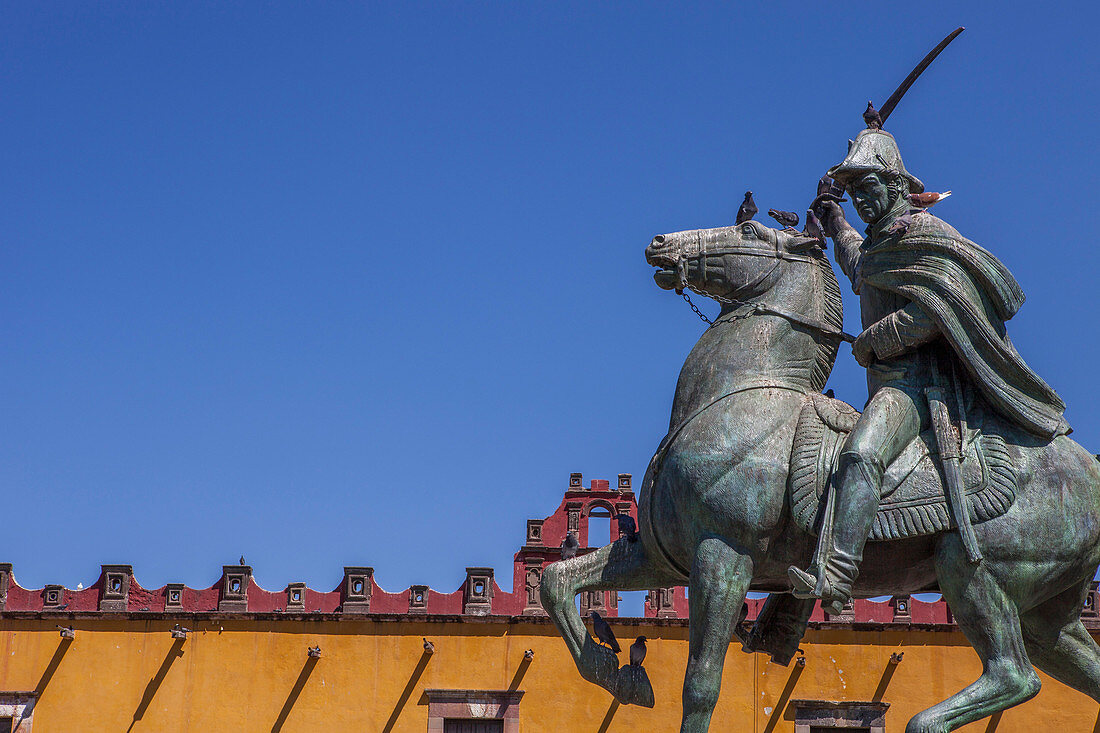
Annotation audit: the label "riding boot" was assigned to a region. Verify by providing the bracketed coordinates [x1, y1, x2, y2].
[788, 456, 881, 615]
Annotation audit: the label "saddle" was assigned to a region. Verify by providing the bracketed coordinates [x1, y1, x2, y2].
[788, 392, 1018, 542]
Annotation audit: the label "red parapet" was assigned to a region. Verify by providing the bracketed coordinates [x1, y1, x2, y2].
[0, 476, 979, 627]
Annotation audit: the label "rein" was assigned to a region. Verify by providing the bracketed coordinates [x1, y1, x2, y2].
[674, 239, 856, 343]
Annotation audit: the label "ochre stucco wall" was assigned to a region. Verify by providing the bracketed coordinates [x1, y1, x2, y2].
[0, 617, 1096, 731]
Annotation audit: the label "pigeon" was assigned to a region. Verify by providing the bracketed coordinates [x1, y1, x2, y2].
[864, 100, 883, 130]
[630, 636, 647, 666]
[736, 191, 758, 224]
[886, 212, 913, 236]
[589, 611, 620, 653]
[307, 645, 322, 658]
[423, 638, 435, 654]
[804, 209, 826, 244]
[239, 556, 246, 566]
[617, 514, 638, 542]
[817, 174, 844, 199]
[824, 389, 835, 398]
[768, 209, 800, 228]
[909, 191, 952, 208]
[561, 531, 580, 560]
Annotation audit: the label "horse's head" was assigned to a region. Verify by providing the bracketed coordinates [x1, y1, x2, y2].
[645, 220, 823, 302]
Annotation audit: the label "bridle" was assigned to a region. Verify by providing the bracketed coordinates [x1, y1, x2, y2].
[671, 230, 855, 343]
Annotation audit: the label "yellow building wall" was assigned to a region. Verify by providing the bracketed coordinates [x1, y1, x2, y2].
[0, 617, 1096, 731]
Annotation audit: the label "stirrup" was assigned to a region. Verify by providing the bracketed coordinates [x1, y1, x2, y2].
[787, 565, 821, 599]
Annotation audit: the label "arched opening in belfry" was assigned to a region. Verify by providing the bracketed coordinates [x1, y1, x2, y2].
[587, 505, 613, 548]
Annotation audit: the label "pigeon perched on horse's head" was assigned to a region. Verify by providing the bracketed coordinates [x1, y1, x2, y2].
[736, 191, 758, 224]
[630, 636, 647, 666]
[768, 209, 800, 228]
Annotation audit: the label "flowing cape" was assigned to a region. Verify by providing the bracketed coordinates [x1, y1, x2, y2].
[860, 214, 1068, 439]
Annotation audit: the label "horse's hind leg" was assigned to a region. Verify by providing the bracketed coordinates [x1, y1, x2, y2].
[1021, 580, 1100, 702]
[680, 537, 753, 733]
[540, 538, 680, 705]
[907, 539, 1041, 733]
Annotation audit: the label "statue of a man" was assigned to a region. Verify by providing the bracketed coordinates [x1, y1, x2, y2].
[788, 127, 1069, 613]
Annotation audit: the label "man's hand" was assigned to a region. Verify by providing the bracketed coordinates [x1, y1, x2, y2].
[852, 331, 876, 367]
[810, 195, 849, 240]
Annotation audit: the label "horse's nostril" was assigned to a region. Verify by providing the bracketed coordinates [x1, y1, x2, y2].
[653, 235, 665, 245]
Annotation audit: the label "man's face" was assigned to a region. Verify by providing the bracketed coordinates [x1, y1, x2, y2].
[849, 172, 892, 224]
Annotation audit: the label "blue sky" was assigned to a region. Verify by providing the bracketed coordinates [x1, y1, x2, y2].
[3, 3, 1099, 608]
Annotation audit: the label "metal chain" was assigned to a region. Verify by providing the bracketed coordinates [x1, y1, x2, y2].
[679, 286, 756, 328]
[680, 290, 714, 325]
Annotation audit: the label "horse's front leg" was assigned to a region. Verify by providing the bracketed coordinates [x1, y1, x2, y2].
[681, 536, 754, 733]
[541, 538, 679, 706]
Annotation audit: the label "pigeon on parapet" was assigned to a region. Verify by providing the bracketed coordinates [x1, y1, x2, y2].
[736, 191, 758, 224]
[589, 611, 621, 653]
[561, 531, 580, 560]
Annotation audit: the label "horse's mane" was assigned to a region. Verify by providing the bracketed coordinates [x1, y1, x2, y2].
[808, 251, 844, 392]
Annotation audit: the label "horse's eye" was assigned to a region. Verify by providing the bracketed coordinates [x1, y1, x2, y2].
[741, 224, 756, 237]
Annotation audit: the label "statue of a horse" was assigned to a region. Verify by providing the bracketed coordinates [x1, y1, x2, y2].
[540, 218, 1100, 733]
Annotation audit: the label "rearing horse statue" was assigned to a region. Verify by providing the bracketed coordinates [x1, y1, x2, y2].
[540, 218, 1100, 732]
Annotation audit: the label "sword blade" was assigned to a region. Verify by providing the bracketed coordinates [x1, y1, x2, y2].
[879, 27, 965, 123]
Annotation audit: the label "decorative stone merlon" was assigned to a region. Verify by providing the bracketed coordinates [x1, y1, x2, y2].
[463, 568, 494, 616]
[409, 584, 429, 613]
[0, 563, 11, 611]
[568, 472, 583, 490]
[43, 584, 64, 609]
[99, 564, 132, 612]
[522, 560, 545, 616]
[165, 583, 184, 610]
[286, 582, 306, 611]
[617, 473, 632, 491]
[218, 565, 251, 612]
[566, 502, 583, 534]
[341, 566, 373, 614]
[525, 519, 544, 546]
[891, 594, 912, 621]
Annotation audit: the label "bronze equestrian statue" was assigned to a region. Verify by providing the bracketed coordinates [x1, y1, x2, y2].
[787, 126, 1070, 616]
[540, 115, 1100, 731]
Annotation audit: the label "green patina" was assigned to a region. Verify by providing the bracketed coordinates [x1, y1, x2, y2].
[541, 122, 1100, 733]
